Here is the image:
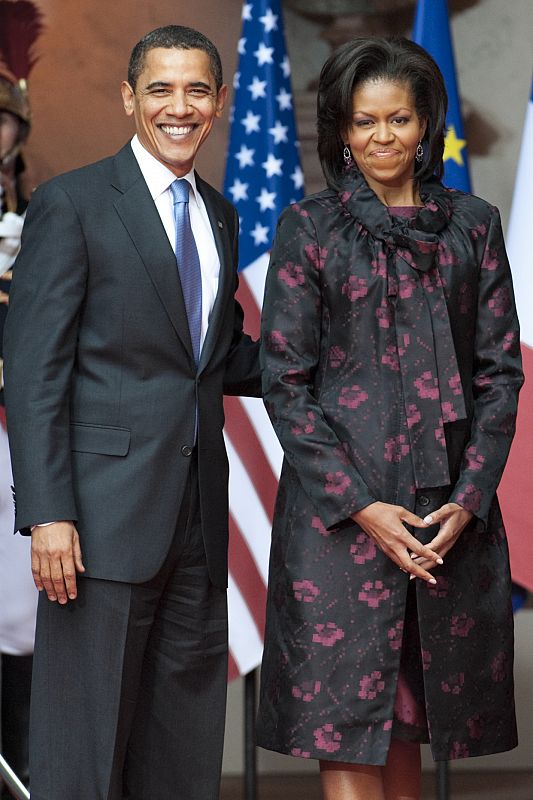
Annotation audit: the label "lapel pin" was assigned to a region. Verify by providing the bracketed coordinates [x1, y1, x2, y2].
[217, 220, 224, 229]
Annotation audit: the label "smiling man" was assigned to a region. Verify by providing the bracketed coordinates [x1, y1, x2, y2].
[4, 25, 260, 800]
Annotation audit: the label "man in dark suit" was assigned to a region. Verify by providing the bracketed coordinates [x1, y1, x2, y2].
[3, 25, 260, 800]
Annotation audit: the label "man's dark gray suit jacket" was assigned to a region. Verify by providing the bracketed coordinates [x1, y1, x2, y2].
[3, 143, 261, 589]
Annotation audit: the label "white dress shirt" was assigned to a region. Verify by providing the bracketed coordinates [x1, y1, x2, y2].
[130, 135, 220, 350]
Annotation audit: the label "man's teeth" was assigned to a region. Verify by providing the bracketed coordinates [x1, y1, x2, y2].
[160, 125, 193, 136]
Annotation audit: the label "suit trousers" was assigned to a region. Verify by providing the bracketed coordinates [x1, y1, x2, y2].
[28, 453, 228, 800]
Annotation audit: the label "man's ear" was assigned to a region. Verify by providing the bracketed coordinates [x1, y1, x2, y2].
[215, 84, 228, 118]
[121, 81, 135, 117]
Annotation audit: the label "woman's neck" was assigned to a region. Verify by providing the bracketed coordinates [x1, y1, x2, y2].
[366, 177, 423, 208]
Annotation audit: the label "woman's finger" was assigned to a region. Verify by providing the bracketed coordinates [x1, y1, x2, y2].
[405, 535, 443, 564]
[420, 502, 463, 525]
[399, 509, 430, 528]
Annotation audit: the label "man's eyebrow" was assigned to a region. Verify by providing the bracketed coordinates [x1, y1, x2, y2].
[188, 81, 213, 90]
[144, 81, 172, 90]
[143, 80, 214, 91]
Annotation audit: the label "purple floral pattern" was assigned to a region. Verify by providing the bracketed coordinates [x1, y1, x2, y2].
[257, 173, 522, 765]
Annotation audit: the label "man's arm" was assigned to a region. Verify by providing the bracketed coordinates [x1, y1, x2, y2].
[222, 205, 261, 397]
[4, 179, 89, 600]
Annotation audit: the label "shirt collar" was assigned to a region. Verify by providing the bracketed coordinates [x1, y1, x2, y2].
[129, 135, 200, 204]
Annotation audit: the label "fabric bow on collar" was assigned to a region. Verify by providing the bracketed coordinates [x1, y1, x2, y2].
[339, 171, 467, 489]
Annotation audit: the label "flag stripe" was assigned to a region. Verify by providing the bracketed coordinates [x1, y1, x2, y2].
[228, 650, 240, 682]
[225, 434, 272, 580]
[228, 573, 265, 675]
[224, 395, 278, 521]
[238, 393, 283, 478]
[228, 513, 267, 637]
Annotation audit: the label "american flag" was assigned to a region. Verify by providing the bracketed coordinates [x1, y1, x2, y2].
[223, 0, 304, 679]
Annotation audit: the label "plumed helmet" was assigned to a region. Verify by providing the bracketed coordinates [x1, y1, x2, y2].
[0, 64, 31, 130]
[0, 0, 45, 136]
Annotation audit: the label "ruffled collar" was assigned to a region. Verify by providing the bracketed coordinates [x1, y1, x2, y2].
[338, 168, 452, 236]
[337, 169, 466, 490]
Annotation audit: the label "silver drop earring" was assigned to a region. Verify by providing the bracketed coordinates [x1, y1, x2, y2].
[343, 145, 353, 166]
[415, 141, 424, 162]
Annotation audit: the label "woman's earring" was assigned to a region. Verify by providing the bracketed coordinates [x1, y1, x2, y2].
[343, 145, 353, 166]
[415, 141, 424, 162]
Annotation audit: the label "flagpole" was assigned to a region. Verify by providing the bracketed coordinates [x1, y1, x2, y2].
[436, 761, 450, 800]
[0, 753, 30, 800]
[244, 670, 258, 800]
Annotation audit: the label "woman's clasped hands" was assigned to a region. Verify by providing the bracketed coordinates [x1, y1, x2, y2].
[351, 501, 473, 583]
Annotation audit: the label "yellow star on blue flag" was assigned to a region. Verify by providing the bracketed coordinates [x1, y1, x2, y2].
[412, 0, 472, 192]
[444, 124, 467, 166]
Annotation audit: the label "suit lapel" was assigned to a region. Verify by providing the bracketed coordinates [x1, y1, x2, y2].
[196, 174, 234, 372]
[111, 145, 194, 364]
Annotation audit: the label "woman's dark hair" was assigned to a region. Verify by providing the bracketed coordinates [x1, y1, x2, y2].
[317, 36, 448, 190]
[128, 25, 223, 92]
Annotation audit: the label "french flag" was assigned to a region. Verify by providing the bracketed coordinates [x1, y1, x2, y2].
[498, 75, 533, 592]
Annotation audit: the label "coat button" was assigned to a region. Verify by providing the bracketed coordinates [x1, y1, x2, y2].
[418, 495, 430, 507]
[181, 445, 193, 457]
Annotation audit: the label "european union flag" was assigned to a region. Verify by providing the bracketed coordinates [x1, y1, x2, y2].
[413, 0, 472, 192]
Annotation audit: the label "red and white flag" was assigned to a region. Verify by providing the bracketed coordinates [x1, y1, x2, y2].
[498, 75, 533, 591]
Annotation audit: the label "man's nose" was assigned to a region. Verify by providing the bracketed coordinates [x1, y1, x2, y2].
[167, 91, 190, 115]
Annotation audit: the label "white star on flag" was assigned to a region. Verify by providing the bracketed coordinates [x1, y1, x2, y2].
[248, 76, 267, 100]
[241, 109, 261, 134]
[256, 187, 277, 211]
[262, 152, 283, 177]
[280, 55, 290, 78]
[233, 71, 240, 89]
[268, 120, 288, 144]
[250, 221, 269, 245]
[259, 8, 278, 32]
[254, 42, 274, 66]
[242, 3, 252, 20]
[291, 165, 304, 190]
[276, 87, 292, 110]
[228, 178, 249, 203]
[238, 38, 246, 55]
[235, 144, 255, 169]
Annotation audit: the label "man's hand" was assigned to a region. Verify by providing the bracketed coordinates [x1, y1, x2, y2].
[0, 269, 12, 305]
[352, 501, 443, 583]
[410, 503, 473, 571]
[31, 521, 85, 604]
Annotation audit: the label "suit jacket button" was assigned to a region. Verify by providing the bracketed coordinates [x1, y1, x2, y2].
[418, 495, 430, 507]
[181, 445, 193, 457]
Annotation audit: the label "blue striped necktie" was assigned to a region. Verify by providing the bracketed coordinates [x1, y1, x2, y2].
[170, 179, 203, 365]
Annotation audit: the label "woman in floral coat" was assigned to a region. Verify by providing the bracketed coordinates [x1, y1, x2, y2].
[256, 37, 524, 800]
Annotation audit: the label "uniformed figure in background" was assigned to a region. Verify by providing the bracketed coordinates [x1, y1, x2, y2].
[0, 33, 39, 800]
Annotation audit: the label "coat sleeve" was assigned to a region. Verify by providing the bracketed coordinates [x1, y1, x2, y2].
[261, 203, 376, 529]
[4, 180, 88, 532]
[449, 206, 524, 524]
[223, 205, 261, 397]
